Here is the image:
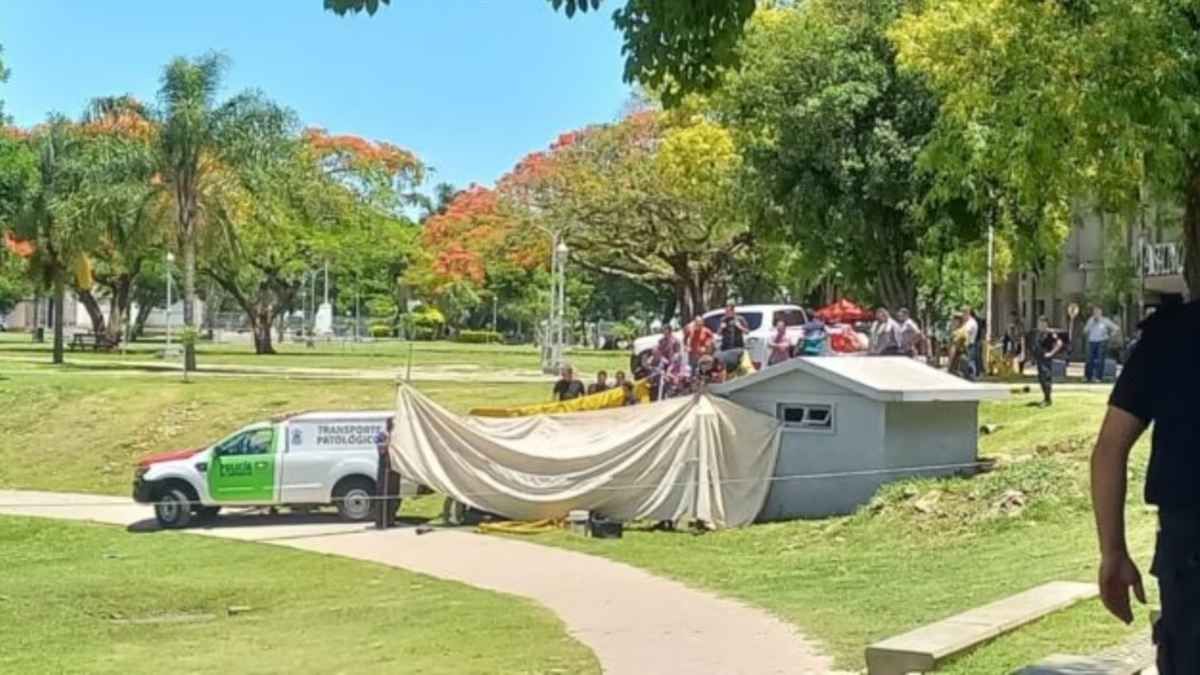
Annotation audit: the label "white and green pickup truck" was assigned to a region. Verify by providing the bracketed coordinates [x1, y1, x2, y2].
[132, 411, 419, 528]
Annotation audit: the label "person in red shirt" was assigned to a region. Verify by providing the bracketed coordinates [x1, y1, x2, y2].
[684, 315, 714, 371]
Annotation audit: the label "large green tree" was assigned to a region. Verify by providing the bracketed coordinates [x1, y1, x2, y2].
[893, 0, 1200, 297]
[717, 1, 970, 310]
[324, 0, 756, 105]
[66, 96, 166, 342]
[4, 120, 101, 363]
[156, 54, 288, 370]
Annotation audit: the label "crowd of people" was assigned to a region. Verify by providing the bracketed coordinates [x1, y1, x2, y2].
[549, 301, 1133, 409]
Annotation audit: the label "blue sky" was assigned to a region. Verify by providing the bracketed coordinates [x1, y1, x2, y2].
[0, 0, 631, 192]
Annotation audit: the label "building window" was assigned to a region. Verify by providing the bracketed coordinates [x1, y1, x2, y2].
[777, 403, 834, 432]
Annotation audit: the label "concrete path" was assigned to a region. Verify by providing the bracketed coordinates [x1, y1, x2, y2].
[0, 490, 834, 675]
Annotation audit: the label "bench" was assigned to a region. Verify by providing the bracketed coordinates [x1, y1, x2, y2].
[1017, 653, 1155, 675]
[865, 581, 1098, 675]
[69, 333, 119, 352]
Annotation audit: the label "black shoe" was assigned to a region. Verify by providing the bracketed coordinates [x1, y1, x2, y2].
[1038, 400, 1052, 408]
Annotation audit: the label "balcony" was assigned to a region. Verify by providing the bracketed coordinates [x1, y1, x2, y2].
[1143, 241, 1184, 277]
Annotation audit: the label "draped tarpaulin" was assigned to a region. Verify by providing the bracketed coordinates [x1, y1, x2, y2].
[389, 385, 781, 528]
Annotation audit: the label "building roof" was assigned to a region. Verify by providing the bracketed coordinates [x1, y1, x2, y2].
[709, 356, 1010, 403]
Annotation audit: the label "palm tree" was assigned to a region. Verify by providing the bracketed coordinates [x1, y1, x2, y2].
[9, 119, 97, 364]
[156, 53, 287, 371]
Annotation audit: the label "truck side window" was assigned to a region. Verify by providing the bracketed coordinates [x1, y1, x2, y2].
[216, 429, 273, 456]
[242, 429, 274, 455]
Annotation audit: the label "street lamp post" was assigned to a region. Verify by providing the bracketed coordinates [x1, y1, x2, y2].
[554, 240, 569, 372]
[165, 252, 175, 352]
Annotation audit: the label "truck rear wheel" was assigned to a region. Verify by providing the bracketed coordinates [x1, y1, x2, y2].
[154, 488, 193, 529]
[334, 478, 375, 522]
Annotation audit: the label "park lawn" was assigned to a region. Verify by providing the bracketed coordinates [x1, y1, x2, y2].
[0, 363, 1156, 671]
[0, 332, 631, 377]
[0, 371, 548, 495]
[0, 516, 598, 675]
[530, 391, 1158, 672]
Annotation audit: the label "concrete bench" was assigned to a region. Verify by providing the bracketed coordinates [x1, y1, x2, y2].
[865, 581, 1098, 675]
[1017, 653, 1155, 675]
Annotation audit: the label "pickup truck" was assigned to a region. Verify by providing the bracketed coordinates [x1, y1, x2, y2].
[132, 411, 419, 528]
[631, 304, 809, 372]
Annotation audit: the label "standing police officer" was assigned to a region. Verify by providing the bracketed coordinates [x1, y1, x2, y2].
[1091, 300, 1199, 672]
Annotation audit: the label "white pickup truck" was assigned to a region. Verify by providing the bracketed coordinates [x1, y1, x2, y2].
[631, 304, 809, 372]
[132, 411, 419, 528]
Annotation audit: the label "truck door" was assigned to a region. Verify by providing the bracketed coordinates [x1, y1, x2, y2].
[208, 428, 277, 503]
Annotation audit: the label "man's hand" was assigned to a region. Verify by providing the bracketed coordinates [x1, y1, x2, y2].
[1098, 552, 1146, 624]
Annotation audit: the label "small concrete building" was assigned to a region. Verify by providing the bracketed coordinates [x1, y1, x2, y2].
[711, 357, 1008, 520]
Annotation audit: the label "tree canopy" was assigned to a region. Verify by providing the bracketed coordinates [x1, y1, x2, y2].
[893, 0, 1200, 296]
[323, 0, 757, 105]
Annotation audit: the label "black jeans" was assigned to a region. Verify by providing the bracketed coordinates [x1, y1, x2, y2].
[1154, 510, 1200, 673]
[1036, 359, 1053, 402]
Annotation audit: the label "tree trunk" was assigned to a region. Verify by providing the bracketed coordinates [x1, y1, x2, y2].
[132, 298, 153, 340]
[77, 289, 107, 337]
[106, 276, 133, 344]
[182, 237, 197, 371]
[1184, 170, 1200, 300]
[52, 278, 65, 365]
[252, 305, 276, 355]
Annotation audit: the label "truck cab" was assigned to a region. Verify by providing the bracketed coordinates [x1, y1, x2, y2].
[133, 411, 419, 528]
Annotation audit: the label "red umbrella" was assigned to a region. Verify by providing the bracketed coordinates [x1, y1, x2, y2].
[815, 299, 873, 324]
[3, 230, 35, 258]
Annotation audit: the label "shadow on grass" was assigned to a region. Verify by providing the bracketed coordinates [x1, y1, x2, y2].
[126, 510, 433, 536]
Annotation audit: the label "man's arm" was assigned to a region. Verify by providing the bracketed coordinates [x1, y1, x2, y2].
[1046, 336, 1063, 360]
[1090, 406, 1149, 624]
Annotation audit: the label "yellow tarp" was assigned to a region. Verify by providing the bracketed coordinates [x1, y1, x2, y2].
[470, 379, 652, 417]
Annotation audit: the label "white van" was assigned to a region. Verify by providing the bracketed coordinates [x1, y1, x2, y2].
[132, 411, 419, 528]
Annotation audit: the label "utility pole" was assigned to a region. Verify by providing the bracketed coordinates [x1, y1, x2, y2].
[986, 223, 995, 342]
[556, 240, 568, 371]
[165, 251, 175, 352]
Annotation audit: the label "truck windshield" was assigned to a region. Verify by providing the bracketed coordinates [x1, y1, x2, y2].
[773, 309, 806, 327]
[704, 312, 764, 332]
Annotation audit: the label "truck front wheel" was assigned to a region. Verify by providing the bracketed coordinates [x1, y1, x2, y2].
[154, 488, 193, 529]
[333, 478, 375, 522]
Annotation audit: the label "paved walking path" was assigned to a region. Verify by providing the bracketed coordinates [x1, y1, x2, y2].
[0, 490, 834, 675]
[0, 354, 556, 383]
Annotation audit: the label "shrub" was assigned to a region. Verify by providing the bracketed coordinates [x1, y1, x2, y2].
[401, 306, 446, 341]
[456, 330, 502, 344]
[369, 323, 393, 339]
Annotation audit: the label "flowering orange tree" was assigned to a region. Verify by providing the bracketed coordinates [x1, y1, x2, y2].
[496, 109, 748, 321]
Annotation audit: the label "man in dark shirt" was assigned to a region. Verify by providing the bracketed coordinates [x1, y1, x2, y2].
[1033, 316, 1063, 407]
[719, 303, 748, 351]
[552, 366, 585, 402]
[587, 370, 610, 396]
[1091, 301, 1200, 673]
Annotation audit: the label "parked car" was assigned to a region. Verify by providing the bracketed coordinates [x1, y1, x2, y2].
[630, 304, 809, 373]
[132, 411, 420, 528]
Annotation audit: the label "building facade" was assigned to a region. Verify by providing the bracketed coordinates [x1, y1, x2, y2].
[992, 204, 1187, 343]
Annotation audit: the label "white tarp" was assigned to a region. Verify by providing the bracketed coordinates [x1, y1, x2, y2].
[389, 385, 781, 528]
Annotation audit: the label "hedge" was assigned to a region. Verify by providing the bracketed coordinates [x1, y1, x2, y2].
[456, 330, 503, 344]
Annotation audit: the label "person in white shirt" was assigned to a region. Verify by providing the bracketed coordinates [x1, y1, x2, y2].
[895, 308, 925, 357]
[960, 307, 980, 380]
[1084, 306, 1119, 383]
[869, 308, 902, 355]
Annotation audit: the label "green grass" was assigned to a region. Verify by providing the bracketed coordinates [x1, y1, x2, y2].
[0, 363, 1156, 671]
[0, 332, 631, 376]
[0, 371, 548, 495]
[528, 391, 1157, 672]
[0, 516, 598, 675]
